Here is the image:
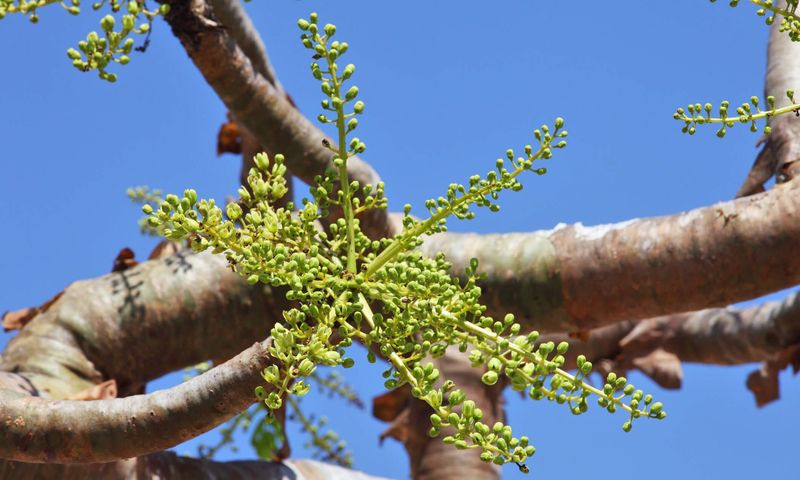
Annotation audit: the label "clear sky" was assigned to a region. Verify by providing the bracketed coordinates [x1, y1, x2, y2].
[1, 1, 798, 479]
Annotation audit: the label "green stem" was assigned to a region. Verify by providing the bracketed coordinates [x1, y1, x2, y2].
[457, 318, 636, 415]
[329, 61, 357, 274]
[364, 148, 546, 279]
[750, 0, 798, 20]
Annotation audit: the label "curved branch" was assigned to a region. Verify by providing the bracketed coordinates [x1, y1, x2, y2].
[421, 181, 800, 333]
[0, 251, 284, 398]
[0, 340, 273, 463]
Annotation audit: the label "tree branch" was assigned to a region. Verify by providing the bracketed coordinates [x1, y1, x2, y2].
[0, 340, 273, 463]
[421, 181, 800, 333]
[208, 0, 281, 90]
[1, 251, 284, 398]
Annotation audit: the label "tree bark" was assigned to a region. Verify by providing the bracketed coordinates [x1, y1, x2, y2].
[421, 181, 800, 333]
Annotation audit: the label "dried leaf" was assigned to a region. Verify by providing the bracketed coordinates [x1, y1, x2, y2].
[111, 247, 138, 273]
[217, 114, 242, 156]
[746, 345, 800, 407]
[69, 379, 118, 400]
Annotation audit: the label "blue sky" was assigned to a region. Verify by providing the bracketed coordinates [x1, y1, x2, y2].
[1, 1, 798, 478]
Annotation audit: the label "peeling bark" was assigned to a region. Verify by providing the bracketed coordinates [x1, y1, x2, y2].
[421, 181, 800, 333]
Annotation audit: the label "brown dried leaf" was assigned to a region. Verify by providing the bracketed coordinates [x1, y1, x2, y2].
[111, 247, 138, 273]
[746, 345, 800, 407]
[69, 379, 118, 400]
[217, 114, 242, 156]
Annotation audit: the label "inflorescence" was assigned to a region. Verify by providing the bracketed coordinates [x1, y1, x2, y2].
[674, 90, 800, 137]
[145, 13, 666, 471]
[0, 0, 168, 81]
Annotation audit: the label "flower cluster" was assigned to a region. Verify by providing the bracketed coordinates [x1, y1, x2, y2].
[674, 90, 800, 137]
[147, 13, 666, 471]
[0, 0, 168, 81]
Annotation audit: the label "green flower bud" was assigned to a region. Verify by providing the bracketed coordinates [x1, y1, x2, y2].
[254, 385, 268, 401]
[100, 14, 115, 32]
[353, 100, 365, 114]
[158, 3, 170, 15]
[481, 370, 498, 385]
[298, 358, 316, 377]
[622, 421, 632, 432]
[126, 1, 138, 14]
[321, 350, 341, 365]
[430, 413, 442, 426]
[324, 23, 336, 36]
[298, 18, 310, 30]
[266, 392, 282, 410]
[345, 86, 359, 100]
[292, 381, 311, 396]
[122, 14, 135, 30]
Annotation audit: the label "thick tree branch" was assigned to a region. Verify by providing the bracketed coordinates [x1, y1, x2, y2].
[0, 340, 274, 463]
[421, 181, 800, 333]
[1, 251, 284, 398]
